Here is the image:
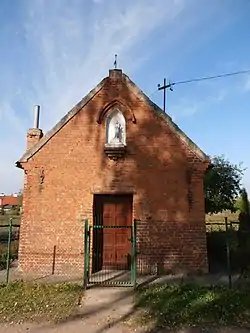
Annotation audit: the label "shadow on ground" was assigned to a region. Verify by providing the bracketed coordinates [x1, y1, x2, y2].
[134, 283, 250, 332]
[25, 287, 137, 333]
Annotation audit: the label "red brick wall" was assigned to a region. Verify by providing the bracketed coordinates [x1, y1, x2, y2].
[19, 72, 208, 277]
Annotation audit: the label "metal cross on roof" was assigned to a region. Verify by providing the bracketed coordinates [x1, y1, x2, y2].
[114, 54, 117, 69]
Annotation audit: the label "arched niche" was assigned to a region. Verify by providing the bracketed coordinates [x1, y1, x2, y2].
[96, 100, 136, 124]
[105, 109, 126, 146]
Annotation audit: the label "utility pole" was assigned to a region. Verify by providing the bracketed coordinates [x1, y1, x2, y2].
[157, 78, 173, 112]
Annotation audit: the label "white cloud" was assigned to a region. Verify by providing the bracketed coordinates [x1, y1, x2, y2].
[21, 0, 188, 129]
[0, 0, 240, 193]
[0, 0, 190, 193]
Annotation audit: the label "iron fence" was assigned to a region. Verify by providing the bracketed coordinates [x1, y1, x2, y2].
[4, 215, 250, 289]
[0, 218, 20, 283]
[206, 217, 250, 288]
[84, 219, 137, 288]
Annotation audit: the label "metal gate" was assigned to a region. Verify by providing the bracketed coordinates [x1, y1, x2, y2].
[83, 219, 137, 288]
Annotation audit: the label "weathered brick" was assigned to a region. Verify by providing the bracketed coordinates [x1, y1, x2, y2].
[17, 70, 209, 277]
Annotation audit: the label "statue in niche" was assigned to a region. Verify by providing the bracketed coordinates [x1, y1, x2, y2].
[106, 110, 126, 147]
[111, 121, 123, 144]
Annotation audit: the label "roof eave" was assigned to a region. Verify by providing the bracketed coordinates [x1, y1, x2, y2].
[15, 161, 23, 169]
[17, 77, 107, 164]
[123, 74, 210, 163]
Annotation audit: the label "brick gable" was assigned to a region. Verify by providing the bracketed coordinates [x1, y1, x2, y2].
[16, 69, 209, 276]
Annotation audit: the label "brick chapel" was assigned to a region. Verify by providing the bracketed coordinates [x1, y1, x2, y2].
[16, 69, 210, 277]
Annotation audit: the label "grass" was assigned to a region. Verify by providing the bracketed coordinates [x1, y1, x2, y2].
[134, 283, 250, 331]
[0, 281, 83, 323]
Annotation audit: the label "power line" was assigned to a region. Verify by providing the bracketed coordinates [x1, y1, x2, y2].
[172, 69, 250, 86]
[157, 68, 250, 111]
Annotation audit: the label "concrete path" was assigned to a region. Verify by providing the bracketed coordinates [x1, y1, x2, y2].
[1, 287, 250, 333]
[0, 287, 139, 333]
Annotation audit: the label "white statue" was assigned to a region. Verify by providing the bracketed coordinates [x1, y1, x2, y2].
[113, 121, 123, 143]
[106, 110, 126, 146]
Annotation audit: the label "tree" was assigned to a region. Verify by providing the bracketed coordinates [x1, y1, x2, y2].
[236, 189, 250, 275]
[204, 155, 244, 214]
[238, 188, 250, 230]
[235, 189, 250, 213]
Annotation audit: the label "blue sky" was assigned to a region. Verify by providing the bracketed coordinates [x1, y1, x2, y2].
[1, 0, 250, 194]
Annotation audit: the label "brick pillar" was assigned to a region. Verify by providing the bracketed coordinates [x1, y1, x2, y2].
[26, 128, 43, 150]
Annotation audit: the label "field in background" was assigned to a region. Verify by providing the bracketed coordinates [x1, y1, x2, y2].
[0, 213, 20, 226]
[0, 213, 20, 269]
[206, 211, 238, 224]
[0, 211, 239, 228]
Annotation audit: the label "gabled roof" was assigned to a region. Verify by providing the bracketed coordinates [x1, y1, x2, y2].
[123, 72, 209, 162]
[16, 70, 209, 166]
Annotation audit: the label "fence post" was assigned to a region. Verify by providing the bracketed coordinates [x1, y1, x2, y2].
[6, 218, 13, 285]
[52, 245, 56, 275]
[132, 219, 137, 288]
[225, 217, 232, 289]
[83, 219, 89, 290]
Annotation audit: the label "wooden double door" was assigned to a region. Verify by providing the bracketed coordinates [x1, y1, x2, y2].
[92, 194, 132, 273]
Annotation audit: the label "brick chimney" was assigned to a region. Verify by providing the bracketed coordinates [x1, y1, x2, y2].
[27, 105, 43, 150]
